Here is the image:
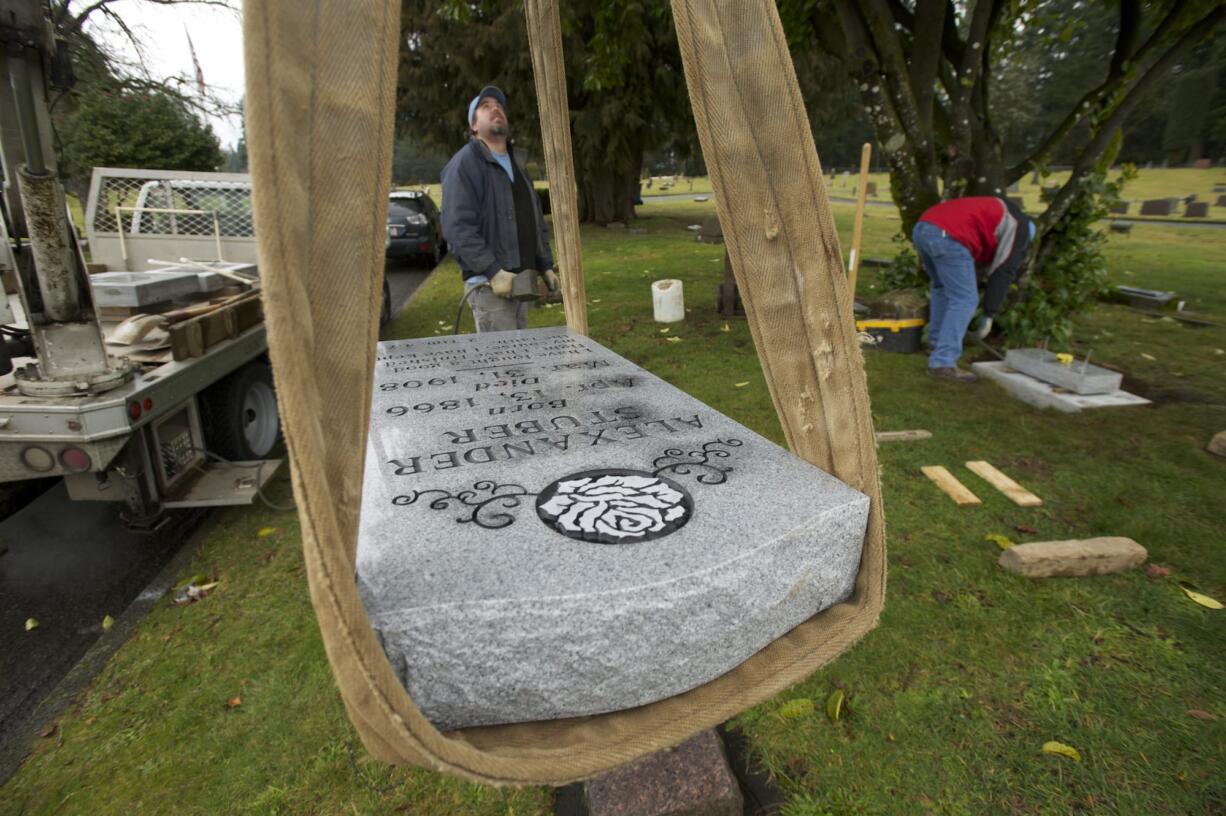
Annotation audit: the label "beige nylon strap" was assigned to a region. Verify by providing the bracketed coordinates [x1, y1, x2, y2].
[244, 0, 883, 786]
[524, 0, 588, 334]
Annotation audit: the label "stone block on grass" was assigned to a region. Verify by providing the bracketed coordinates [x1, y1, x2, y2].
[1003, 348, 1122, 395]
[998, 537, 1147, 578]
[1207, 431, 1226, 458]
[585, 730, 742, 816]
[1139, 199, 1172, 216]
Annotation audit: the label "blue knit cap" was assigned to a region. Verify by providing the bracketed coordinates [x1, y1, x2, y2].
[467, 85, 508, 127]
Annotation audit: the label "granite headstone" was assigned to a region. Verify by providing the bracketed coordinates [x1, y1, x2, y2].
[356, 328, 870, 730]
[1139, 199, 1172, 216]
[697, 215, 724, 244]
[1185, 202, 1209, 218]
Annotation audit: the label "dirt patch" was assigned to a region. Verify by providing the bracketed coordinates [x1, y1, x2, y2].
[1118, 373, 1221, 406]
[1008, 455, 1054, 480]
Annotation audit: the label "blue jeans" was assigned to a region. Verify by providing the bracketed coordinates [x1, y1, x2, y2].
[912, 221, 978, 368]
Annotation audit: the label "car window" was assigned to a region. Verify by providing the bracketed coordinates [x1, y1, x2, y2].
[388, 200, 425, 219]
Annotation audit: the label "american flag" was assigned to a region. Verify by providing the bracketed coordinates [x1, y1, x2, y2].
[185, 27, 206, 96]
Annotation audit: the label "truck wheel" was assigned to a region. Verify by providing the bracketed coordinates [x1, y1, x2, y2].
[200, 360, 284, 460]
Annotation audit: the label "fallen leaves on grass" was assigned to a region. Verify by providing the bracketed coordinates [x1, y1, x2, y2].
[1042, 741, 1081, 761]
[826, 689, 846, 722]
[257, 527, 277, 538]
[776, 698, 814, 720]
[1145, 564, 1171, 579]
[985, 533, 1014, 550]
[1186, 709, 1217, 721]
[720, 324, 731, 332]
[1179, 585, 1223, 610]
[665, 336, 682, 343]
[174, 573, 207, 590]
[101, 615, 114, 632]
[225, 696, 243, 710]
[734, 381, 749, 388]
[1014, 524, 1038, 535]
[1141, 352, 1156, 361]
[172, 580, 220, 606]
[659, 327, 670, 334]
[25, 618, 38, 631]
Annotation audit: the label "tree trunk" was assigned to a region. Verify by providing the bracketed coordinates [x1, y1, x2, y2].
[577, 159, 640, 224]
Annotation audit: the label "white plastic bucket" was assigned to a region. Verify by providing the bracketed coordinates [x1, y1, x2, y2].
[652, 279, 684, 323]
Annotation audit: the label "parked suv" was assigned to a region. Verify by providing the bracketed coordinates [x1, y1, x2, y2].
[386, 190, 445, 267]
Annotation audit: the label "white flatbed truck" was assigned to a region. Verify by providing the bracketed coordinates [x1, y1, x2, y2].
[0, 4, 284, 528]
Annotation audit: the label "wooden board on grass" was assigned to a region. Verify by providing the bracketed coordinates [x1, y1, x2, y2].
[965, 460, 1043, 507]
[921, 466, 981, 506]
[876, 429, 932, 443]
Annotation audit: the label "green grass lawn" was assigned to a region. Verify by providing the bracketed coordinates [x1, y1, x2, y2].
[645, 168, 1226, 222]
[4, 199, 1223, 815]
[414, 166, 1226, 224]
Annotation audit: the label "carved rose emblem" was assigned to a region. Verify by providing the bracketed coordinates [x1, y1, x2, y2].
[536, 470, 693, 544]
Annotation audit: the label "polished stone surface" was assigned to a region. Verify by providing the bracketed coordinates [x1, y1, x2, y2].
[357, 327, 869, 729]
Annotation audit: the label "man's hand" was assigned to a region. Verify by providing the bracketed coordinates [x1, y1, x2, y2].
[490, 269, 516, 297]
[968, 315, 994, 341]
[542, 268, 560, 294]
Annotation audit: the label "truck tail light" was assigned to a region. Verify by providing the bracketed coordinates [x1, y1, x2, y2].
[60, 447, 92, 473]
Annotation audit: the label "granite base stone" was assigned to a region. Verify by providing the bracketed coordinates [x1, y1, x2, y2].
[584, 730, 742, 816]
[1003, 348, 1122, 395]
[972, 361, 1150, 413]
[356, 327, 869, 730]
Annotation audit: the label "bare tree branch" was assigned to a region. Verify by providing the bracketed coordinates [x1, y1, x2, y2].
[1007, 0, 1194, 181]
[1042, 4, 1226, 227]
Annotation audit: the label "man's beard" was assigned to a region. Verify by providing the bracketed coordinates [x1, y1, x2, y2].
[490, 122, 508, 137]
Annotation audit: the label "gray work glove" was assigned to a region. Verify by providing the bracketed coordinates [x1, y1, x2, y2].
[542, 268, 560, 294]
[490, 269, 516, 298]
[968, 315, 994, 341]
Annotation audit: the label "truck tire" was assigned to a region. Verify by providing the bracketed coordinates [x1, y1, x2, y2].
[199, 360, 284, 460]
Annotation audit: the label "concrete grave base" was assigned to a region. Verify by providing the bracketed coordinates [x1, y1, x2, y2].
[584, 730, 742, 816]
[1003, 348, 1122, 394]
[971, 361, 1150, 413]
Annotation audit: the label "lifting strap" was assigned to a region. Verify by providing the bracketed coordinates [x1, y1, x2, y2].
[243, 0, 884, 785]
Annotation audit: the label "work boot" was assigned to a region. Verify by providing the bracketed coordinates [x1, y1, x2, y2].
[927, 365, 977, 383]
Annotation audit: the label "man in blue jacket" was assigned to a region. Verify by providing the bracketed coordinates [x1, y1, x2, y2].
[441, 85, 558, 332]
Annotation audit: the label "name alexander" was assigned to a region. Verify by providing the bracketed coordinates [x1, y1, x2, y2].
[386, 407, 707, 476]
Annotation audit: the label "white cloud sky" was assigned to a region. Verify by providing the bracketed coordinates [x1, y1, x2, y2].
[84, 1, 246, 148]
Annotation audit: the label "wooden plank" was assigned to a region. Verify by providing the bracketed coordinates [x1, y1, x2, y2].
[921, 466, 982, 507]
[846, 142, 872, 297]
[168, 292, 263, 361]
[965, 460, 1043, 507]
[875, 429, 932, 443]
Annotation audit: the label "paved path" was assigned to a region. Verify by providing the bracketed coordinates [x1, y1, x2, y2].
[0, 482, 211, 783]
[385, 264, 432, 319]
